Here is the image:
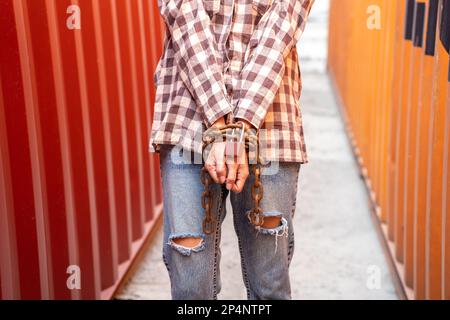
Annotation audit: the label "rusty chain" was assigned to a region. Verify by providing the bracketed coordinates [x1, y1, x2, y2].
[201, 119, 264, 234]
[249, 163, 264, 227]
[200, 166, 214, 234]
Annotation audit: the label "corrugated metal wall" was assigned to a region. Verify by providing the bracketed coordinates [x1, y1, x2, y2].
[0, 0, 164, 299]
[328, 0, 449, 299]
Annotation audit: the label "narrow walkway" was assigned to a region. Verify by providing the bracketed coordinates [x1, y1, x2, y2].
[115, 1, 398, 299]
[115, 71, 398, 300]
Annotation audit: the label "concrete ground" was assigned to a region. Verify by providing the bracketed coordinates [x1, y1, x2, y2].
[115, 72, 398, 300]
[115, 1, 398, 300]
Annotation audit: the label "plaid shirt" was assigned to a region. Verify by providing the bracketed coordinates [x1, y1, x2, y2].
[150, 0, 314, 163]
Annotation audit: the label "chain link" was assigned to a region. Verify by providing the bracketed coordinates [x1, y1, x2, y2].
[249, 163, 264, 226]
[200, 166, 214, 234]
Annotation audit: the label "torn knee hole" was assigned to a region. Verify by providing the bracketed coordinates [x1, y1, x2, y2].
[168, 234, 206, 256]
[248, 211, 288, 235]
[260, 216, 288, 236]
[172, 237, 203, 249]
[247, 211, 289, 253]
[261, 216, 282, 229]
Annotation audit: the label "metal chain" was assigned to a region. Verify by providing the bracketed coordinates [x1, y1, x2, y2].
[200, 166, 214, 234]
[201, 120, 264, 234]
[249, 162, 264, 226]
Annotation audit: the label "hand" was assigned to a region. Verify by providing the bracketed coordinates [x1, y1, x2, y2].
[204, 117, 227, 184]
[225, 146, 249, 193]
[225, 118, 253, 192]
[204, 141, 250, 191]
[205, 116, 251, 193]
[205, 141, 227, 184]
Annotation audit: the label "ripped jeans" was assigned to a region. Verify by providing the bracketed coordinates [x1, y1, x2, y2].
[159, 144, 300, 300]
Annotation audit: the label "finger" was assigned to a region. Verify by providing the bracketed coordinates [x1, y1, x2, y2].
[215, 157, 227, 184]
[231, 165, 249, 193]
[226, 163, 238, 190]
[205, 163, 219, 183]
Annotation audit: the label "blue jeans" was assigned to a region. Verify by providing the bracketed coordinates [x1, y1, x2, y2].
[159, 145, 301, 300]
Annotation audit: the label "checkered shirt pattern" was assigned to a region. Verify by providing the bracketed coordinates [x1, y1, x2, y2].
[150, 0, 314, 163]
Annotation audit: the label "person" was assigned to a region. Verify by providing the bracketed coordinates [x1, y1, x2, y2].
[150, 0, 314, 300]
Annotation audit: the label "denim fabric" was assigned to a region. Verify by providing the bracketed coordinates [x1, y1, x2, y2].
[159, 144, 300, 300]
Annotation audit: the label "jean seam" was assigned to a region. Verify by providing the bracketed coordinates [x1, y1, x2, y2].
[288, 164, 300, 265]
[291, 164, 301, 218]
[212, 187, 224, 300]
[232, 209, 252, 299]
[162, 251, 170, 273]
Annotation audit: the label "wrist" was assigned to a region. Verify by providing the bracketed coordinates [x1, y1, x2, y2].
[235, 118, 256, 131]
[212, 117, 226, 128]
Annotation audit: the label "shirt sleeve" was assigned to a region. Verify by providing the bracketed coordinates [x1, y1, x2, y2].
[157, 0, 232, 127]
[233, 0, 315, 129]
